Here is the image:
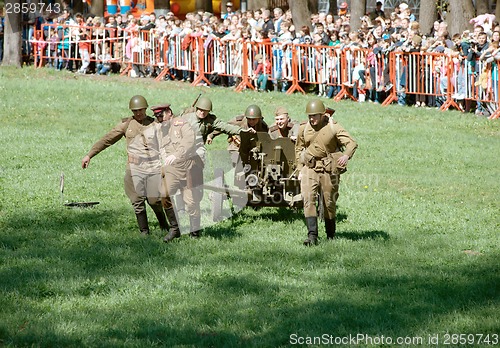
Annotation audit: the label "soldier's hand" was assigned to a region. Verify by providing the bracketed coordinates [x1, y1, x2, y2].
[165, 154, 177, 165]
[337, 155, 349, 167]
[81, 155, 91, 169]
[242, 128, 256, 134]
[206, 137, 213, 145]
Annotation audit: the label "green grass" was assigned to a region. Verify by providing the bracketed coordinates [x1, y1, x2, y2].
[0, 66, 499, 347]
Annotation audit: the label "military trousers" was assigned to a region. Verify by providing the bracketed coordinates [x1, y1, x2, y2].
[300, 166, 340, 220]
[124, 165, 163, 214]
[163, 169, 200, 219]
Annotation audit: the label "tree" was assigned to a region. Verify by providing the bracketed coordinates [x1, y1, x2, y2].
[2, 0, 22, 67]
[475, 0, 489, 15]
[447, 0, 475, 37]
[419, 0, 438, 36]
[90, 0, 104, 17]
[349, 0, 366, 32]
[288, 0, 313, 31]
[155, 0, 171, 16]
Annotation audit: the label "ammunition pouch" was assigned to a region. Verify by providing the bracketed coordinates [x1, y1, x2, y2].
[300, 149, 316, 169]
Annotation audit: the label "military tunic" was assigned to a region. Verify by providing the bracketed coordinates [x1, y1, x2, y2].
[86, 115, 163, 215]
[181, 108, 242, 147]
[268, 119, 300, 140]
[295, 116, 357, 219]
[158, 117, 201, 218]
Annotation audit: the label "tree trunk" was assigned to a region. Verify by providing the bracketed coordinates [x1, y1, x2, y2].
[2, 0, 22, 67]
[349, 0, 366, 32]
[419, 0, 437, 36]
[155, 0, 171, 15]
[447, 0, 475, 36]
[72, 0, 85, 15]
[475, 0, 489, 15]
[247, 0, 267, 11]
[194, 0, 212, 12]
[289, 0, 312, 31]
[90, 0, 105, 17]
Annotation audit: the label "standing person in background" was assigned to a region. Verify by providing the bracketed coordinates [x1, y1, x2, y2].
[222, 2, 236, 20]
[81, 95, 169, 237]
[295, 99, 357, 245]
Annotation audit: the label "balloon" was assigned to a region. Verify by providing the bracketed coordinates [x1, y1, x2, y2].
[171, 2, 180, 15]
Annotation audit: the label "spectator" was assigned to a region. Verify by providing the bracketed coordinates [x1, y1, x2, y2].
[96, 45, 112, 75]
[77, 29, 91, 74]
[252, 53, 271, 91]
[369, 1, 386, 21]
[222, 2, 236, 20]
[261, 9, 274, 35]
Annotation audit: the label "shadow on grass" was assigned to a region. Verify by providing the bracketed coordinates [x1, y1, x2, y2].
[1, 206, 498, 346]
[337, 230, 390, 241]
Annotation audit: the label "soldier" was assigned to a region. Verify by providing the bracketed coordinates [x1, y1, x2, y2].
[179, 96, 246, 237]
[81, 95, 169, 236]
[268, 106, 300, 141]
[295, 99, 357, 245]
[210, 104, 268, 166]
[152, 103, 202, 241]
[150, 103, 184, 242]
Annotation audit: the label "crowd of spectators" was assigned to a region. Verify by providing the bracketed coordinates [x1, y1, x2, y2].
[8, 1, 500, 115]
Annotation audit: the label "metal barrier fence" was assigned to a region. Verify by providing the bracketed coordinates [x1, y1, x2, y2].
[30, 24, 499, 119]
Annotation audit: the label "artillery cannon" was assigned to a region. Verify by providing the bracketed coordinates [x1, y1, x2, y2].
[206, 131, 302, 221]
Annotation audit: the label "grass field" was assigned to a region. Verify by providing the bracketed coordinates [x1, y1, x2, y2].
[0, 66, 499, 347]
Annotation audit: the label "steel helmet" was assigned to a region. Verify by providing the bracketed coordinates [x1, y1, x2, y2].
[305, 99, 326, 115]
[245, 104, 262, 119]
[195, 96, 212, 111]
[129, 95, 148, 110]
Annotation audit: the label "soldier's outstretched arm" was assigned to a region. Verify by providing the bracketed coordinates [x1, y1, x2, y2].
[81, 155, 91, 169]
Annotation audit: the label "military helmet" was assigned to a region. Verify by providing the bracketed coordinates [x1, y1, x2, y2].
[195, 96, 212, 111]
[129, 95, 148, 110]
[305, 99, 326, 115]
[245, 104, 262, 119]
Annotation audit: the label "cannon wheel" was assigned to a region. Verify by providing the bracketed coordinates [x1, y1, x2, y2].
[211, 168, 225, 222]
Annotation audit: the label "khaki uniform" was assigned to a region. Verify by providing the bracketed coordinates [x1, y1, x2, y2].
[179, 109, 242, 233]
[295, 116, 357, 219]
[268, 119, 299, 140]
[211, 115, 269, 165]
[86, 116, 162, 215]
[158, 117, 200, 219]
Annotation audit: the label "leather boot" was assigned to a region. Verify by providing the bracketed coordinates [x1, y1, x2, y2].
[325, 218, 336, 240]
[151, 203, 169, 231]
[189, 215, 202, 239]
[303, 217, 318, 246]
[135, 211, 150, 235]
[163, 208, 181, 242]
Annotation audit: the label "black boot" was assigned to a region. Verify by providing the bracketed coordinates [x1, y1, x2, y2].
[189, 215, 201, 239]
[151, 203, 169, 231]
[163, 208, 181, 242]
[325, 218, 336, 240]
[135, 211, 150, 235]
[303, 217, 318, 246]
